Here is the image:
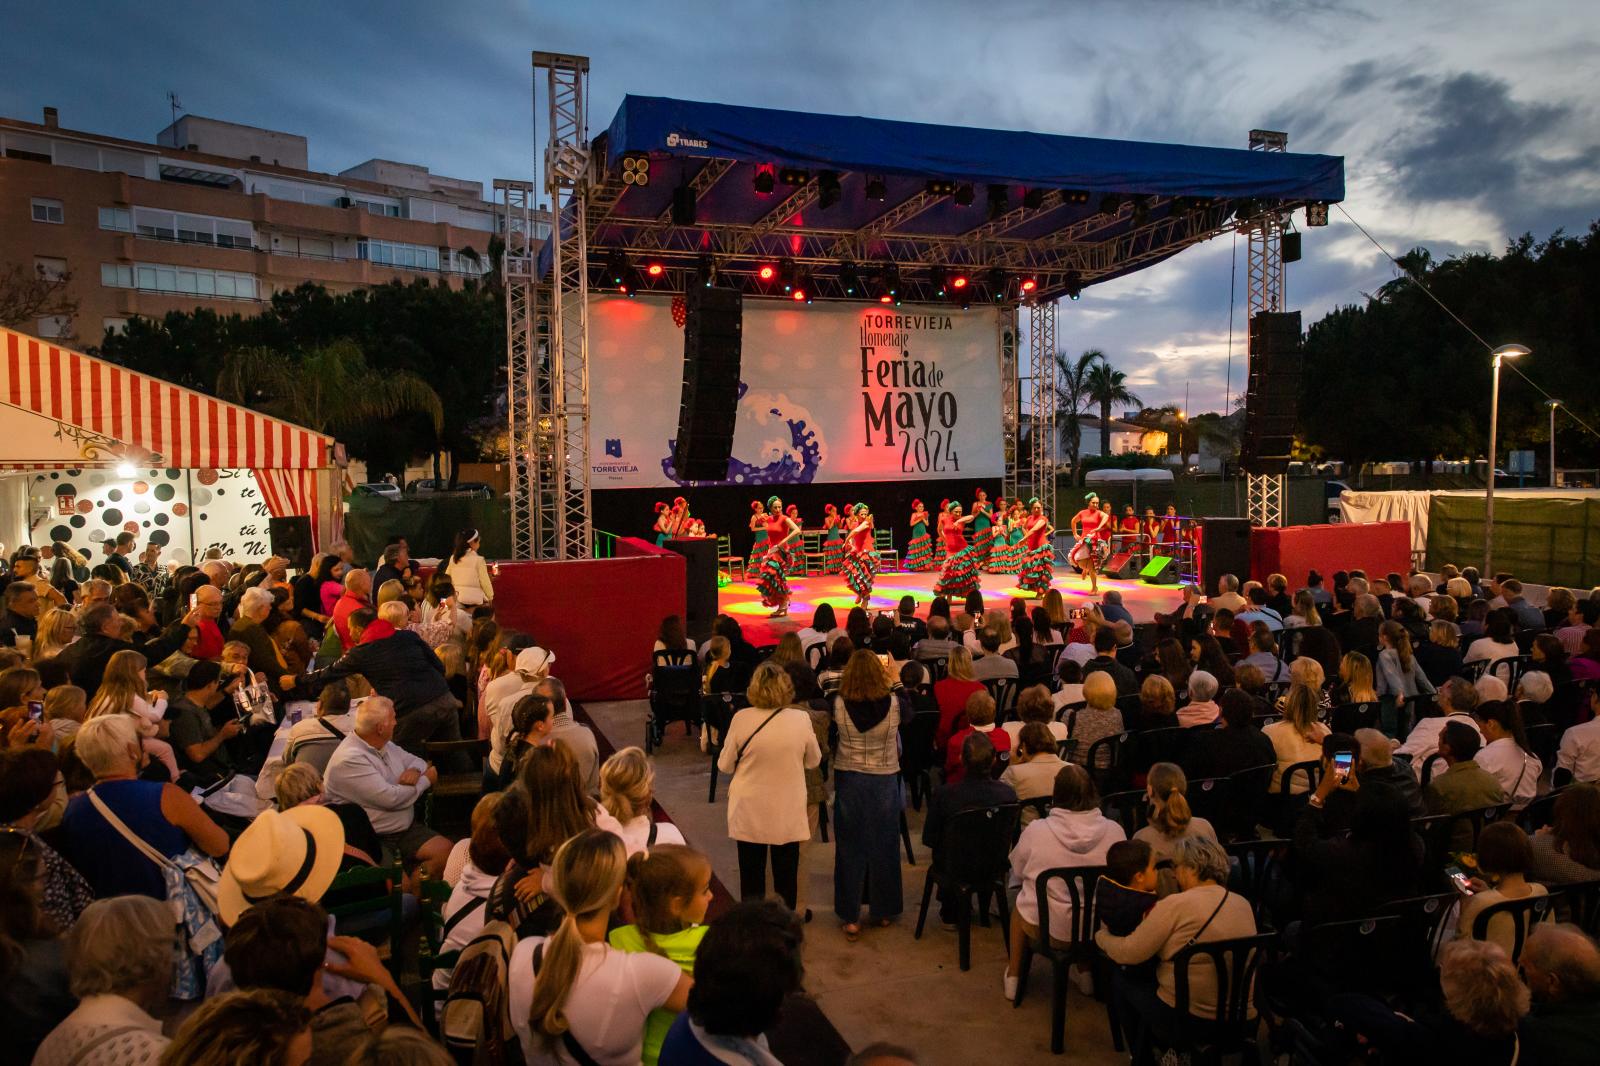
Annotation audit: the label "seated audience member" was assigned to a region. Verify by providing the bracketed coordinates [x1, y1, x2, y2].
[658, 899, 803, 1066]
[1517, 924, 1600, 1063]
[1555, 687, 1600, 783]
[166, 660, 247, 785]
[1293, 755, 1422, 925]
[1396, 676, 1485, 778]
[43, 684, 86, 745]
[1100, 589, 1135, 627]
[1262, 683, 1330, 794]
[509, 830, 692, 1065]
[1189, 634, 1235, 690]
[1176, 670, 1220, 728]
[1209, 574, 1246, 614]
[1416, 620, 1468, 688]
[1085, 627, 1138, 696]
[944, 690, 1010, 784]
[1068, 671, 1124, 766]
[539, 675, 600, 796]
[0, 747, 90, 927]
[322, 696, 450, 878]
[1096, 839, 1161, 937]
[30, 895, 177, 1066]
[1051, 660, 1086, 713]
[1457, 822, 1548, 956]
[911, 613, 959, 663]
[609, 847, 713, 1066]
[922, 733, 1017, 921]
[433, 795, 511, 1002]
[1133, 762, 1217, 866]
[0, 833, 74, 1058]
[1530, 783, 1600, 884]
[1004, 764, 1124, 998]
[971, 627, 1019, 682]
[1472, 700, 1542, 809]
[58, 714, 229, 899]
[601, 746, 688, 855]
[479, 637, 541, 779]
[1128, 674, 1178, 734]
[1515, 670, 1554, 728]
[275, 763, 382, 872]
[1003, 684, 1069, 747]
[1095, 837, 1258, 1055]
[217, 802, 345, 922]
[159, 987, 313, 1065]
[258, 677, 365, 802]
[1187, 689, 1277, 780]
[1237, 624, 1287, 683]
[1236, 587, 1284, 633]
[933, 646, 986, 750]
[1426, 721, 1509, 852]
[1353, 727, 1425, 816]
[1001, 723, 1068, 814]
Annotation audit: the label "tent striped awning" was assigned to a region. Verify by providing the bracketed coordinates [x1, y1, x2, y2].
[1, 325, 333, 470]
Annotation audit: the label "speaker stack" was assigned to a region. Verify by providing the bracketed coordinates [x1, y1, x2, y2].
[1240, 310, 1302, 475]
[1199, 517, 1252, 596]
[267, 515, 314, 571]
[671, 286, 743, 483]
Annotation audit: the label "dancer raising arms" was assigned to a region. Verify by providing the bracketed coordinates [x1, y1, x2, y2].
[904, 499, 934, 571]
[933, 501, 981, 599]
[986, 496, 1011, 574]
[754, 496, 803, 617]
[1019, 498, 1056, 598]
[822, 504, 846, 574]
[1068, 492, 1111, 594]
[842, 503, 881, 609]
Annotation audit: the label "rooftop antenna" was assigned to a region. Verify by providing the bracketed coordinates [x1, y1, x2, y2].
[167, 91, 182, 128]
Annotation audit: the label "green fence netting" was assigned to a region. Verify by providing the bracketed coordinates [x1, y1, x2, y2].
[343, 496, 511, 563]
[1426, 494, 1599, 587]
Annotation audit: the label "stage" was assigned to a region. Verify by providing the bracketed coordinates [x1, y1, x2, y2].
[718, 563, 1183, 644]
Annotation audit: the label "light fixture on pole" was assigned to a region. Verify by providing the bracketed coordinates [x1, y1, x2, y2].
[1484, 343, 1529, 576]
[1546, 399, 1561, 488]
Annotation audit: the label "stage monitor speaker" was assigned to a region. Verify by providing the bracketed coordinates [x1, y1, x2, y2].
[1104, 549, 1138, 579]
[1199, 517, 1252, 595]
[672, 286, 743, 482]
[1140, 555, 1179, 585]
[267, 516, 314, 571]
[666, 536, 719, 643]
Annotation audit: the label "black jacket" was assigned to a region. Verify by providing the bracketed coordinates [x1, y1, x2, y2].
[1084, 655, 1138, 697]
[0, 608, 36, 647]
[58, 623, 191, 694]
[302, 630, 451, 715]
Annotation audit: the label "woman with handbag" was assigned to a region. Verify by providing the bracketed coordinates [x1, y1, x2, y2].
[717, 662, 821, 914]
[442, 528, 495, 608]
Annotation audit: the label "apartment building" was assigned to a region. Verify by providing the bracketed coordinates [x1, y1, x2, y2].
[1, 107, 532, 344]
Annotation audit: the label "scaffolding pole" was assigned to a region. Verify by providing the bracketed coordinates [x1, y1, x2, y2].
[999, 306, 1019, 504]
[1243, 129, 1288, 526]
[493, 179, 540, 560]
[1027, 299, 1059, 522]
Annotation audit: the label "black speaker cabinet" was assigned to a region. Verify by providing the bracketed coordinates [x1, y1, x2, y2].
[672, 286, 743, 482]
[666, 537, 719, 643]
[1199, 517, 1252, 597]
[267, 515, 314, 571]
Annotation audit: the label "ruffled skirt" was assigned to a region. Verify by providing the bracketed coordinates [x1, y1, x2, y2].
[843, 550, 881, 598]
[904, 531, 935, 571]
[934, 544, 982, 598]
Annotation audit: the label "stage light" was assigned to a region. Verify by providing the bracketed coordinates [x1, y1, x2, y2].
[757, 263, 777, 282]
[953, 183, 974, 207]
[987, 267, 1008, 302]
[878, 293, 894, 304]
[950, 272, 969, 290]
[1130, 195, 1152, 226]
[792, 270, 814, 303]
[817, 170, 841, 209]
[1305, 201, 1330, 226]
[927, 266, 947, 297]
[621, 153, 651, 186]
[1022, 188, 1045, 210]
[1062, 189, 1091, 205]
[926, 179, 956, 196]
[779, 167, 809, 187]
[864, 176, 887, 201]
[882, 264, 900, 296]
[693, 255, 715, 288]
[1065, 271, 1083, 300]
[1099, 194, 1123, 216]
[839, 261, 862, 296]
[605, 251, 628, 287]
[987, 184, 1009, 219]
[753, 167, 776, 195]
[777, 259, 796, 292]
[644, 260, 666, 278]
[1019, 276, 1038, 295]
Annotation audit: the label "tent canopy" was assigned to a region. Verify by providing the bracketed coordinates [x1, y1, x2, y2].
[575, 95, 1345, 301]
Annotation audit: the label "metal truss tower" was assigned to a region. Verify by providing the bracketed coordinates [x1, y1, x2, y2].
[493, 179, 543, 561]
[999, 307, 1019, 504]
[1244, 129, 1288, 528]
[1026, 299, 1059, 523]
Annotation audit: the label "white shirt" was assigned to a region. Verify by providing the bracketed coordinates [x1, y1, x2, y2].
[612, 813, 687, 856]
[1476, 737, 1541, 808]
[431, 858, 498, 993]
[1394, 713, 1484, 781]
[1001, 719, 1069, 746]
[443, 549, 494, 604]
[1464, 638, 1519, 666]
[1557, 719, 1600, 784]
[508, 938, 682, 1066]
[1056, 643, 1095, 669]
[323, 733, 431, 834]
[794, 626, 843, 651]
[484, 672, 537, 773]
[32, 994, 169, 1066]
[1052, 684, 1085, 712]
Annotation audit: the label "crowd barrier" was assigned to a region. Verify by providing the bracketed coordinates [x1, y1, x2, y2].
[491, 537, 685, 701]
[1250, 521, 1411, 585]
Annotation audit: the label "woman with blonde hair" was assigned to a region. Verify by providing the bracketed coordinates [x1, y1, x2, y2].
[1262, 682, 1329, 793]
[1377, 619, 1435, 734]
[718, 661, 821, 913]
[933, 645, 985, 750]
[1283, 589, 1321, 629]
[1133, 762, 1217, 866]
[1070, 671, 1124, 764]
[601, 746, 686, 855]
[509, 829, 691, 1063]
[86, 650, 178, 779]
[31, 608, 77, 663]
[767, 632, 804, 668]
[1337, 651, 1378, 705]
[831, 649, 902, 938]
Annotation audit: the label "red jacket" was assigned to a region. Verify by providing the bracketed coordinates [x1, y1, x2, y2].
[945, 724, 1012, 783]
[933, 678, 986, 751]
[332, 591, 369, 651]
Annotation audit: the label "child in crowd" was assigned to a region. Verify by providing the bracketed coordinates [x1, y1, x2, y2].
[608, 845, 715, 1066]
[600, 747, 688, 856]
[43, 684, 86, 744]
[1096, 838, 1160, 937]
[86, 650, 178, 779]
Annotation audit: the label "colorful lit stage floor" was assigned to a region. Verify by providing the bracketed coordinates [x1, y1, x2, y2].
[720, 565, 1184, 644]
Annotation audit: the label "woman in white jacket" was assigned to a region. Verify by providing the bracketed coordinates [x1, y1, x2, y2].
[443, 528, 494, 606]
[433, 794, 511, 1000]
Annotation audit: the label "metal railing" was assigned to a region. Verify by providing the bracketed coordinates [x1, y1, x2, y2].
[593, 528, 619, 559]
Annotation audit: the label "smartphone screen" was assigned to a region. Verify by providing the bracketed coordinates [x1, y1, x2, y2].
[188, 592, 198, 611]
[26, 700, 44, 723]
[1445, 865, 1474, 894]
[1332, 750, 1354, 780]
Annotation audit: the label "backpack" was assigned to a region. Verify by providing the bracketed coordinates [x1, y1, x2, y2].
[442, 918, 521, 1066]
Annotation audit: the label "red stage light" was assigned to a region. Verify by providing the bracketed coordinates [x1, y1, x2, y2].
[645, 261, 665, 277]
[1019, 277, 1038, 293]
[757, 264, 777, 281]
[950, 275, 969, 289]
[878, 294, 893, 304]
[791, 288, 807, 302]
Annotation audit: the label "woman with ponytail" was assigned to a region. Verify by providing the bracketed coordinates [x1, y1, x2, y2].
[1377, 619, 1436, 735]
[509, 829, 692, 1066]
[903, 499, 934, 572]
[608, 846, 714, 1066]
[443, 528, 494, 607]
[1133, 763, 1218, 870]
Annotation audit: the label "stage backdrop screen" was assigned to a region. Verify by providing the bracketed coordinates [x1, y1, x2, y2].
[588, 295, 1003, 489]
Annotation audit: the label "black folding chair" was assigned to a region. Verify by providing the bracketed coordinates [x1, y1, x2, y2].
[1275, 759, 1322, 835]
[701, 693, 738, 803]
[1084, 731, 1132, 795]
[1471, 893, 1559, 963]
[1328, 701, 1382, 734]
[803, 641, 827, 672]
[1100, 789, 1149, 837]
[1380, 891, 1459, 1007]
[912, 803, 1019, 971]
[647, 659, 701, 753]
[899, 712, 940, 811]
[1488, 655, 1534, 690]
[1523, 722, 1559, 777]
[1223, 763, 1276, 841]
[1165, 931, 1277, 1064]
[1009, 864, 1108, 1054]
[984, 677, 1019, 724]
[1559, 878, 1600, 937]
[1517, 786, 1567, 834]
[1185, 776, 1232, 830]
[1301, 915, 1410, 1002]
[1223, 838, 1289, 929]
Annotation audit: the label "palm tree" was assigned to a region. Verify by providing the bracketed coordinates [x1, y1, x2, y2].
[1085, 357, 1142, 457]
[1052, 349, 1101, 483]
[216, 338, 443, 440]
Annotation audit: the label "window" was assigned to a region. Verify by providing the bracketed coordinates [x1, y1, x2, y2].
[131, 207, 254, 248]
[99, 206, 133, 232]
[357, 238, 439, 272]
[31, 198, 63, 224]
[33, 257, 66, 281]
[351, 198, 400, 217]
[102, 318, 129, 336]
[35, 316, 71, 339]
[100, 261, 257, 300]
[101, 263, 133, 288]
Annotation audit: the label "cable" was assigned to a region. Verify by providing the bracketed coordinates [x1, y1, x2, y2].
[1501, 362, 1600, 440]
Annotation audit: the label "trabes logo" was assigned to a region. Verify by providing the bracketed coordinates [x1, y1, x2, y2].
[666, 132, 709, 149]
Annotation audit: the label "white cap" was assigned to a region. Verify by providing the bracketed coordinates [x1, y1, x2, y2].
[516, 646, 555, 676]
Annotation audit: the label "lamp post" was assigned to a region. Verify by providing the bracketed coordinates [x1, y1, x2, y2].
[1546, 400, 1561, 488]
[1484, 343, 1530, 576]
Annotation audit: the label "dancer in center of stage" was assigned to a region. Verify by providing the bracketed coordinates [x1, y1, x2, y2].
[904, 498, 934, 571]
[842, 503, 880, 608]
[933, 500, 980, 598]
[822, 503, 846, 573]
[984, 496, 1010, 574]
[970, 487, 995, 569]
[1068, 491, 1112, 593]
[754, 495, 802, 617]
[1019, 498, 1056, 598]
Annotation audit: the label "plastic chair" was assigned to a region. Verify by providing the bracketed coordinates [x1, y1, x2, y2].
[1523, 722, 1559, 776]
[1487, 655, 1533, 689]
[1275, 759, 1322, 835]
[1471, 893, 1558, 963]
[1559, 878, 1600, 937]
[874, 527, 899, 571]
[900, 712, 940, 811]
[1223, 838, 1289, 928]
[1223, 763, 1276, 841]
[1166, 931, 1277, 1063]
[1184, 776, 1231, 828]
[1100, 789, 1149, 837]
[803, 641, 827, 672]
[912, 803, 1019, 971]
[1009, 864, 1108, 1054]
[1328, 701, 1382, 735]
[702, 693, 738, 802]
[1017, 795, 1054, 834]
[1301, 915, 1410, 1001]
[1380, 891, 1459, 1004]
[1516, 785, 1567, 835]
[716, 534, 745, 582]
[984, 677, 1018, 724]
[1419, 752, 1446, 788]
[324, 862, 407, 958]
[1084, 731, 1132, 794]
[647, 661, 701, 753]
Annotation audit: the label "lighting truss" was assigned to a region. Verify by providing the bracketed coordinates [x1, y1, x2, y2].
[1243, 129, 1289, 527]
[999, 307, 1019, 504]
[1027, 299, 1059, 525]
[493, 178, 541, 562]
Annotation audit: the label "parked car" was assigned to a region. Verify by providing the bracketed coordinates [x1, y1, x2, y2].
[406, 478, 494, 498]
[351, 482, 402, 500]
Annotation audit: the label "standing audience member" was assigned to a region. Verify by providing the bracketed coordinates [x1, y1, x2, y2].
[831, 650, 903, 938]
[0, 833, 74, 1058]
[442, 528, 495, 607]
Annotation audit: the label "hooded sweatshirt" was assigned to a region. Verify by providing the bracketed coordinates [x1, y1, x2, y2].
[1010, 807, 1126, 933]
[431, 859, 499, 993]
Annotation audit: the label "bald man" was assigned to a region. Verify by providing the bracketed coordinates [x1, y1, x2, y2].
[1519, 924, 1600, 1061]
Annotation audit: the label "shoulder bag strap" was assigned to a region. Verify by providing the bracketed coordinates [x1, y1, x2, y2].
[733, 709, 784, 771]
[646, 821, 658, 847]
[530, 943, 605, 1066]
[1182, 889, 1232, 951]
[65, 1027, 147, 1066]
[87, 787, 176, 874]
[442, 895, 487, 938]
[319, 717, 347, 740]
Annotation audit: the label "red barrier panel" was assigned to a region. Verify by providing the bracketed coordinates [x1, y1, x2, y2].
[489, 538, 685, 701]
[1250, 522, 1412, 585]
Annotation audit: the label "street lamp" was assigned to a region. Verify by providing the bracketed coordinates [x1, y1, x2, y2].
[1546, 400, 1562, 488]
[1484, 343, 1530, 575]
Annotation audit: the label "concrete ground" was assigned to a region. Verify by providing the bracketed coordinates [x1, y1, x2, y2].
[585, 699, 1126, 1066]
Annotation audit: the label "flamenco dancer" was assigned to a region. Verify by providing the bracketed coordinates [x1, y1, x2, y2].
[821, 504, 846, 573]
[784, 503, 807, 576]
[933, 500, 981, 598]
[754, 496, 803, 617]
[842, 503, 881, 609]
[652, 496, 688, 546]
[985, 496, 1010, 574]
[652, 501, 673, 547]
[1006, 500, 1028, 574]
[903, 499, 934, 571]
[1018, 498, 1056, 598]
[748, 500, 769, 563]
[970, 487, 996, 569]
[1068, 492, 1112, 593]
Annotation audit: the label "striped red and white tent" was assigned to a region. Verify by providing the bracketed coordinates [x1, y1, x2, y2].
[1, 325, 339, 546]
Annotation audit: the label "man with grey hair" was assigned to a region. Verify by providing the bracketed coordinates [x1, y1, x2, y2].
[1178, 670, 1220, 727]
[537, 675, 600, 796]
[323, 696, 449, 877]
[1394, 677, 1484, 780]
[1406, 573, 1435, 609]
[1099, 589, 1134, 627]
[330, 567, 372, 651]
[1516, 670, 1554, 707]
[229, 585, 296, 692]
[1519, 924, 1600, 1060]
[1210, 574, 1246, 614]
[912, 614, 959, 662]
[1354, 727, 1425, 815]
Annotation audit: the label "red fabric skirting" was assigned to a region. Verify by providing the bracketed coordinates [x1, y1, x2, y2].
[1249, 522, 1412, 585]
